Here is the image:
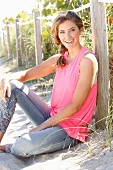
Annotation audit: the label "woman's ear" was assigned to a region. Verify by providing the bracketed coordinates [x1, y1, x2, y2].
[80, 27, 84, 35]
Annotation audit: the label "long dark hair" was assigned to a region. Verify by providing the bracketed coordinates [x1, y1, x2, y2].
[51, 10, 83, 67]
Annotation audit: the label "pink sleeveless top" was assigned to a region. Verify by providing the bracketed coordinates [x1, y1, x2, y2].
[50, 47, 97, 142]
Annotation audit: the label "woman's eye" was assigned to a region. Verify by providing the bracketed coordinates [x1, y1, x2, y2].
[59, 31, 65, 34]
[71, 28, 76, 32]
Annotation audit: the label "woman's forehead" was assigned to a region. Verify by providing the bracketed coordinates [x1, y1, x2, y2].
[58, 20, 77, 30]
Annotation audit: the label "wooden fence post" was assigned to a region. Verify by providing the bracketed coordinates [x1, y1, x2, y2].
[6, 21, 12, 59]
[90, 0, 109, 129]
[2, 28, 6, 52]
[34, 10, 42, 65]
[0, 32, 3, 54]
[15, 18, 22, 67]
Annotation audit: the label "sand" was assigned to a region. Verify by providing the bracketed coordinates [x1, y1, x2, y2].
[0, 56, 113, 170]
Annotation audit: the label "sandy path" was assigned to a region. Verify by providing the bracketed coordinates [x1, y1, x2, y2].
[0, 56, 113, 170]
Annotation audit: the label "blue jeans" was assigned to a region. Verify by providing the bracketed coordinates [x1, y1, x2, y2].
[0, 80, 78, 157]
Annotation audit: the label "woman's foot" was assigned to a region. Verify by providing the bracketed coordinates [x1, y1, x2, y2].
[0, 131, 4, 142]
[0, 145, 6, 152]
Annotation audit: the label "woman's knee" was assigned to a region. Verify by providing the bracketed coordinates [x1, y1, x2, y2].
[10, 80, 29, 96]
[12, 133, 34, 157]
[10, 80, 23, 91]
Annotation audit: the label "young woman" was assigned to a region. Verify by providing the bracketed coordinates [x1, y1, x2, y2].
[0, 10, 98, 157]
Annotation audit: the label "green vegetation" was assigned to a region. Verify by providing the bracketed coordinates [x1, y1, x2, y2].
[0, 0, 113, 150]
[0, 1, 112, 64]
[0, 0, 90, 65]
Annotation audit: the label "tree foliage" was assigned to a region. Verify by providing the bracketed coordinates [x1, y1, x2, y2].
[0, 0, 113, 68]
[38, 0, 90, 16]
[20, 22, 35, 66]
[106, 3, 113, 54]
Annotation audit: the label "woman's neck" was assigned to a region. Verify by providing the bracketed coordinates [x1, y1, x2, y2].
[68, 44, 83, 60]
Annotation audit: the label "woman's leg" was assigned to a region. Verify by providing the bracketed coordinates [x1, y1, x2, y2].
[0, 90, 17, 141]
[0, 80, 50, 141]
[0, 80, 79, 156]
[10, 80, 50, 125]
[5, 126, 78, 157]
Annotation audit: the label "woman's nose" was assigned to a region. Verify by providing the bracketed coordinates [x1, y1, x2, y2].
[65, 32, 71, 39]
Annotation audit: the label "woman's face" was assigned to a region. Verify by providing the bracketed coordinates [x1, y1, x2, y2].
[58, 20, 82, 49]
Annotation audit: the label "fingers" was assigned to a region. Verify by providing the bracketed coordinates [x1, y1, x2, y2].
[7, 82, 11, 98]
[29, 127, 39, 132]
[0, 145, 6, 152]
[29, 128, 36, 132]
[0, 88, 6, 102]
[0, 79, 11, 102]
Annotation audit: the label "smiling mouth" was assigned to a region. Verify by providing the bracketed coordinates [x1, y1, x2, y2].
[64, 40, 74, 44]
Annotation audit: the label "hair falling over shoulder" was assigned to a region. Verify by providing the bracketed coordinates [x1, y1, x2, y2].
[51, 10, 83, 67]
[56, 55, 67, 68]
[57, 44, 67, 68]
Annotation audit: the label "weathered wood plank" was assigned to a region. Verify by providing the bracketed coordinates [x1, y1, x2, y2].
[90, 0, 109, 128]
[34, 11, 42, 65]
[15, 18, 22, 67]
[2, 28, 6, 52]
[6, 21, 12, 59]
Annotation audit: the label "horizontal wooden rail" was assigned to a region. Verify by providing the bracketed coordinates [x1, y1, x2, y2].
[7, 20, 34, 28]
[98, 0, 113, 2]
[2, 3, 90, 28]
[18, 20, 34, 26]
[36, 3, 90, 21]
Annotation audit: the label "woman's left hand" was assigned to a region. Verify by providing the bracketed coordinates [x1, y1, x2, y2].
[29, 127, 39, 132]
[29, 124, 45, 132]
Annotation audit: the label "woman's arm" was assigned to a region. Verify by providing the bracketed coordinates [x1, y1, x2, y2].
[30, 53, 98, 132]
[6, 54, 61, 82]
[0, 54, 61, 102]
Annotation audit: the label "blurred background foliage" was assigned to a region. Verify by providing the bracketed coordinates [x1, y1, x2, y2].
[0, 0, 112, 66]
[0, 0, 112, 116]
[20, 22, 35, 66]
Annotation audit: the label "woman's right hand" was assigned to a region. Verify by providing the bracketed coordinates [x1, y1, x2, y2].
[0, 78, 11, 102]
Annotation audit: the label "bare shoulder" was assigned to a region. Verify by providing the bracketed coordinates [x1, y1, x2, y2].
[85, 53, 98, 63]
[80, 53, 98, 73]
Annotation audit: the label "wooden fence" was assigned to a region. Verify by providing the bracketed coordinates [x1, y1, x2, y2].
[1, 3, 90, 67]
[0, 0, 112, 129]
